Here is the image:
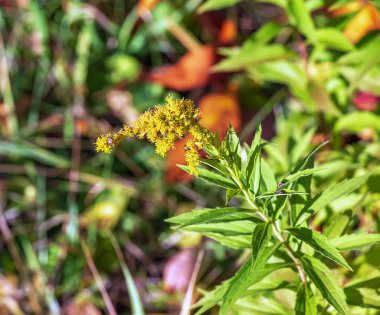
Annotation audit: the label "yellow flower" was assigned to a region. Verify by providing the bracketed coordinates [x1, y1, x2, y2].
[95, 96, 213, 175]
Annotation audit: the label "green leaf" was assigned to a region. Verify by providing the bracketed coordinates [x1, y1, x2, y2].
[251, 222, 272, 261]
[287, 0, 317, 43]
[214, 45, 293, 72]
[220, 243, 280, 314]
[345, 287, 380, 309]
[108, 232, 145, 315]
[335, 112, 380, 133]
[226, 188, 241, 205]
[288, 227, 351, 270]
[227, 125, 241, 169]
[301, 255, 349, 315]
[344, 273, 380, 290]
[178, 165, 239, 189]
[204, 233, 251, 249]
[283, 167, 321, 185]
[200, 158, 228, 175]
[295, 283, 317, 315]
[198, 0, 242, 13]
[166, 207, 262, 228]
[247, 22, 282, 45]
[182, 220, 254, 237]
[296, 174, 369, 225]
[323, 210, 353, 239]
[330, 233, 380, 251]
[246, 124, 262, 183]
[290, 127, 316, 166]
[193, 260, 288, 315]
[312, 174, 369, 211]
[316, 28, 355, 51]
[291, 141, 328, 176]
[253, 153, 261, 195]
[0, 140, 70, 168]
[260, 158, 277, 193]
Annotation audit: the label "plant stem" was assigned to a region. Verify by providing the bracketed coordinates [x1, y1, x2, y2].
[227, 166, 307, 284]
[166, 19, 202, 52]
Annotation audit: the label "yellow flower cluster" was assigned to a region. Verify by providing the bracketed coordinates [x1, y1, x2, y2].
[95, 96, 212, 175]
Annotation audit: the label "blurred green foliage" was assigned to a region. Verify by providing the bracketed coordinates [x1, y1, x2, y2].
[0, 0, 380, 314]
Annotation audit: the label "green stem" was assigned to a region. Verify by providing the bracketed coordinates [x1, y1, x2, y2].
[226, 165, 307, 284]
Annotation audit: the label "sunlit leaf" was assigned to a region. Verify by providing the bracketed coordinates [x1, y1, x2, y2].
[330, 233, 380, 251]
[295, 283, 317, 315]
[301, 255, 349, 315]
[198, 0, 242, 13]
[288, 227, 352, 270]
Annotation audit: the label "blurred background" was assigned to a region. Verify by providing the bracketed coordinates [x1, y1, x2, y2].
[0, 0, 380, 314]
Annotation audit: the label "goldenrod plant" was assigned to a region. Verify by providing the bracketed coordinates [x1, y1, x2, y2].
[97, 98, 380, 314]
[96, 96, 214, 174]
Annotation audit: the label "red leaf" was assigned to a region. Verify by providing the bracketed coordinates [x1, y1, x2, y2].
[353, 91, 379, 111]
[163, 249, 196, 293]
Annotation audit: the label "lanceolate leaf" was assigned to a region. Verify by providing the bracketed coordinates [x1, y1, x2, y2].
[260, 158, 277, 193]
[287, 0, 317, 43]
[301, 255, 349, 315]
[330, 233, 380, 251]
[246, 124, 262, 182]
[198, 0, 242, 13]
[182, 221, 254, 236]
[225, 188, 241, 205]
[178, 165, 239, 189]
[193, 259, 288, 315]
[290, 127, 316, 166]
[288, 227, 352, 270]
[166, 207, 262, 228]
[253, 153, 261, 195]
[295, 283, 317, 315]
[296, 174, 369, 225]
[291, 141, 328, 175]
[251, 222, 272, 261]
[284, 167, 321, 184]
[204, 233, 251, 249]
[200, 158, 228, 175]
[220, 243, 280, 315]
[227, 125, 241, 169]
[310, 175, 369, 212]
[345, 287, 380, 309]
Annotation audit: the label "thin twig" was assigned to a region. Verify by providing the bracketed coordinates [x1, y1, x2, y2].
[180, 248, 204, 315]
[80, 239, 118, 315]
[167, 19, 201, 52]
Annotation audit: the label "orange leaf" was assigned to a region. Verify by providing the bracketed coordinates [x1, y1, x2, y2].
[343, 4, 380, 43]
[137, 0, 160, 17]
[330, 0, 363, 17]
[165, 136, 193, 183]
[147, 46, 214, 91]
[199, 92, 241, 136]
[218, 19, 237, 44]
